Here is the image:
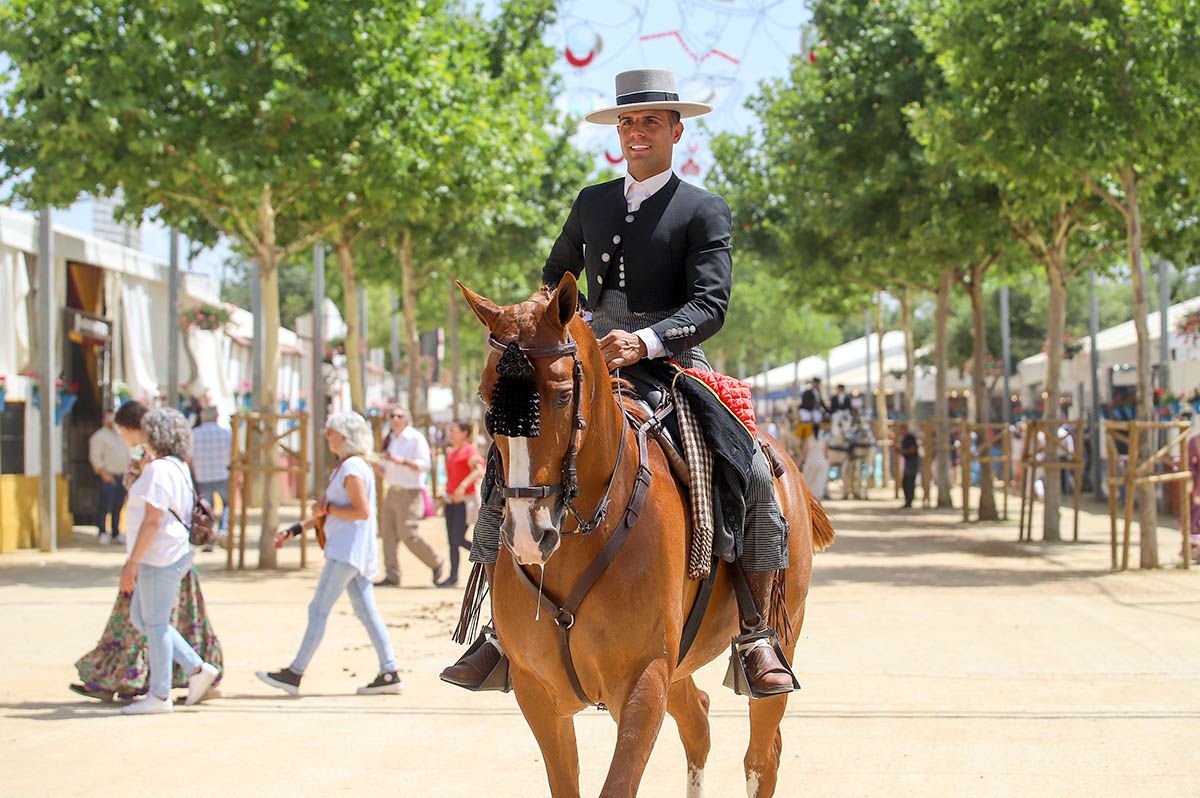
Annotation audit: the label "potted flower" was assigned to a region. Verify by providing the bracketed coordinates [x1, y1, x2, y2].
[113, 380, 133, 405]
[181, 303, 232, 333]
[1154, 388, 1181, 418]
[1189, 387, 1200, 415]
[234, 381, 253, 411]
[0, 375, 6, 414]
[1176, 309, 1200, 346]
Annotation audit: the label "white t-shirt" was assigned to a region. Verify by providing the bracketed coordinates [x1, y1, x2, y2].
[124, 456, 193, 567]
[323, 455, 380, 580]
[382, 427, 431, 489]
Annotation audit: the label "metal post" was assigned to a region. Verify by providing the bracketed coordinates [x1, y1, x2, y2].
[1089, 266, 1103, 499]
[37, 207, 57, 552]
[864, 313, 873, 420]
[251, 261, 264, 409]
[390, 288, 402, 403]
[358, 285, 368, 405]
[166, 229, 181, 410]
[1157, 257, 1170, 392]
[1000, 286, 1012, 429]
[312, 246, 327, 490]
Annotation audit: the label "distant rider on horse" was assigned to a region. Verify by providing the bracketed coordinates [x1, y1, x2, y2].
[440, 68, 797, 698]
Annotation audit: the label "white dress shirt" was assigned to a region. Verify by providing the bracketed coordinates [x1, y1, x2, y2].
[382, 426, 431, 489]
[623, 167, 674, 359]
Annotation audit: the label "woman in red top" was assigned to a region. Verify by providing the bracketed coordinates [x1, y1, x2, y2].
[439, 420, 485, 587]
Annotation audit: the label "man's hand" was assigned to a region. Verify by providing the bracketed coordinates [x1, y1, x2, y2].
[98, 470, 114, 484]
[597, 329, 648, 370]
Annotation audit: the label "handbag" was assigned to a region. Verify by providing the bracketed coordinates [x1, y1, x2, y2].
[420, 485, 436, 519]
[165, 457, 217, 547]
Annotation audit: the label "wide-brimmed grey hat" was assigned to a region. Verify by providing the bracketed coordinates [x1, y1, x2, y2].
[584, 68, 714, 125]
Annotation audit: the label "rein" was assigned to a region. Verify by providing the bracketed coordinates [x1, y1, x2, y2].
[486, 334, 624, 536]
[486, 331, 653, 708]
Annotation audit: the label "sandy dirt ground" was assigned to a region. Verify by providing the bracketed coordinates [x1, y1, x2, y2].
[2, 489, 1198, 798]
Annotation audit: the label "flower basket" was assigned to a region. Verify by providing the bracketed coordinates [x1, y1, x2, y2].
[181, 303, 231, 333]
[1176, 309, 1200, 346]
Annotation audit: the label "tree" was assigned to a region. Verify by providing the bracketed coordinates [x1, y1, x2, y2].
[914, 0, 1197, 552]
[0, 0, 510, 566]
[712, 0, 1011, 513]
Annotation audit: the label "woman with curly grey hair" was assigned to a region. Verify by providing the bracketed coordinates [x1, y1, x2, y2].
[116, 407, 221, 714]
[257, 411, 401, 696]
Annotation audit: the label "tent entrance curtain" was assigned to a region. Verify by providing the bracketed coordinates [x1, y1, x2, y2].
[121, 277, 163, 403]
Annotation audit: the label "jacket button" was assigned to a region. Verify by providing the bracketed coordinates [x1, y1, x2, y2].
[618, 280, 625, 288]
[626, 214, 635, 223]
[602, 253, 610, 262]
[613, 235, 621, 244]
[597, 275, 604, 285]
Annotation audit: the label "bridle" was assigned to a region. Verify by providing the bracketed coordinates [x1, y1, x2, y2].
[486, 334, 629, 536]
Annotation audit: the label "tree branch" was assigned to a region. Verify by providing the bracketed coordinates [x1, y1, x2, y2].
[1080, 171, 1131, 222]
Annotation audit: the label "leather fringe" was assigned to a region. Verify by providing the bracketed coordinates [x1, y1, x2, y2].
[452, 562, 488, 645]
[769, 569, 792, 647]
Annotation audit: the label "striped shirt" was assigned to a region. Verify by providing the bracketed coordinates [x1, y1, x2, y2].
[192, 422, 232, 483]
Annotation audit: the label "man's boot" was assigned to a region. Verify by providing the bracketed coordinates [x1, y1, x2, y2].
[728, 569, 798, 698]
[439, 565, 512, 692]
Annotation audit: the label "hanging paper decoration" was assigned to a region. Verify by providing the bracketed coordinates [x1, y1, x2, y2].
[564, 24, 601, 68]
[680, 157, 702, 177]
[604, 150, 625, 164]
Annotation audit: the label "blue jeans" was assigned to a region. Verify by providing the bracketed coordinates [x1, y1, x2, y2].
[131, 551, 204, 699]
[290, 559, 397, 675]
[98, 479, 126, 536]
[196, 479, 230, 532]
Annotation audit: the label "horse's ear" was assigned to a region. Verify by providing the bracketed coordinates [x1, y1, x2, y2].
[545, 272, 579, 330]
[457, 281, 501, 330]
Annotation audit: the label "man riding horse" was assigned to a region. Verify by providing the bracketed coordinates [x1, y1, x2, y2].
[441, 69, 797, 699]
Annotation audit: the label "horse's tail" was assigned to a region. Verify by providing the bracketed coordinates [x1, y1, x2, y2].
[807, 485, 836, 551]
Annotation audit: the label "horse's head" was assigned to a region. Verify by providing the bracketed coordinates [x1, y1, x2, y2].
[830, 409, 852, 442]
[458, 273, 604, 567]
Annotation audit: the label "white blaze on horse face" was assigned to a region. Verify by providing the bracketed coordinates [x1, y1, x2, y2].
[505, 438, 543, 564]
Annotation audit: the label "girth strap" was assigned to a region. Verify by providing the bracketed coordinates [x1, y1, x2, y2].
[511, 415, 653, 707]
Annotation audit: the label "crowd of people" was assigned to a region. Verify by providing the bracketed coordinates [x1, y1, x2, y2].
[73, 398, 492, 713]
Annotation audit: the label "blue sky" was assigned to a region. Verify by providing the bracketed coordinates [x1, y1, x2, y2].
[9, 1, 809, 280]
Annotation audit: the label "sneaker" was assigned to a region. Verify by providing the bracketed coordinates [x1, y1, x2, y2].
[256, 667, 301, 696]
[186, 662, 220, 706]
[357, 671, 403, 695]
[113, 534, 126, 545]
[97, 532, 111, 545]
[121, 695, 173, 715]
[69, 683, 115, 702]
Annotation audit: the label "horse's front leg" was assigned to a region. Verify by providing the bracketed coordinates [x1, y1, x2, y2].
[600, 657, 671, 798]
[512, 670, 582, 798]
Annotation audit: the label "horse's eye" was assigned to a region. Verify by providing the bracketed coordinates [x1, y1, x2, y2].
[554, 389, 572, 408]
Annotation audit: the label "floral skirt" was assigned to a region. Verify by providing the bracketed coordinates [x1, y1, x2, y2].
[75, 566, 224, 698]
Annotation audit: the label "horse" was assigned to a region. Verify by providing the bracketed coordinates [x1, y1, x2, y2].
[458, 273, 834, 798]
[826, 410, 874, 500]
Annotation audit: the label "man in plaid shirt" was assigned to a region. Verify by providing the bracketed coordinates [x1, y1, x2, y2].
[193, 406, 232, 545]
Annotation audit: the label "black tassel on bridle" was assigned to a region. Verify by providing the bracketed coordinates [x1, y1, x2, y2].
[486, 342, 541, 439]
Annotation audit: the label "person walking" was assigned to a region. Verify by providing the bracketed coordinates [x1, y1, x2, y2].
[71, 401, 223, 704]
[116, 407, 221, 715]
[191, 406, 232, 549]
[897, 423, 920, 509]
[256, 412, 402, 696]
[375, 406, 444, 587]
[89, 409, 131, 544]
[438, 420, 485, 588]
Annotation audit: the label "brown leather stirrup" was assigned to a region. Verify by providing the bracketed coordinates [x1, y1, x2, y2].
[439, 624, 512, 693]
[722, 564, 801, 699]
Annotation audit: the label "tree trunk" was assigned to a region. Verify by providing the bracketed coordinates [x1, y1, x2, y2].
[1041, 252, 1068, 541]
[253, 188, 281, 568]
[1120, 165, 1158, 567]
[901, 287, 917, 423]
[967, 260, 998, 521]
[934, 269, 954, 508]
[397, 229, 425, 419]
[335, 239, 365, 412]
[874, 294, 889, 488]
